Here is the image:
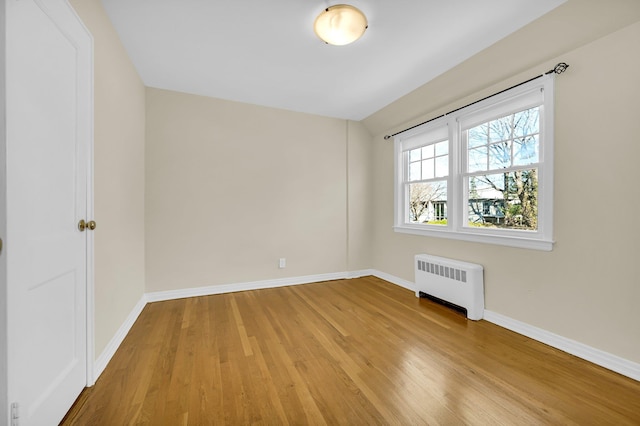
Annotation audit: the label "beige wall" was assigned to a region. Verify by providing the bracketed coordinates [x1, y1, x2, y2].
[145, 88, 352, 292]
[364, 0, 640, 138]
[347, 120, 373, 271]
[70, 0, 146, 358]
[363, 20, 640, 364]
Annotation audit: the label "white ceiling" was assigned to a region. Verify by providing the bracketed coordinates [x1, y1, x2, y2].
[101, 0, 566, 121]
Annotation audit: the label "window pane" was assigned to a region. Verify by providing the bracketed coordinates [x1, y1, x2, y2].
[468, 123, 488, 148]
[408, 181, 447, 225]
[488, 141, 512, 169]
[513, 135, 539, 165]
[514, 107, 539, 138]
[409, 147, 421, 162]
[435, 155, 448, 177]
[468, 147, 487, 172]
[435, 140, 448, 156]
[489, 115, 512, 143]
[422, 144, 434, 159]
[422, 158, 434, 179]
[409, 161, 421, 181]
[467, 170, 538, 230]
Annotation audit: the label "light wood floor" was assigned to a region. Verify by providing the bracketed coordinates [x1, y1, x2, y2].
[61, 276, 640, 425]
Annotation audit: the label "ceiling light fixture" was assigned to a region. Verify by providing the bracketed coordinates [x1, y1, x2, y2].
[313, 4, 368, 46]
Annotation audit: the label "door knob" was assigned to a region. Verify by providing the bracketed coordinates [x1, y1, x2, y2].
[78, 220, 96, 231]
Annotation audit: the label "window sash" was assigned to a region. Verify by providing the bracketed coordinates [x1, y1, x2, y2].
[406, 140, 449, 182]
[458, 87, 543, 131]
[400, 117, 449, 152]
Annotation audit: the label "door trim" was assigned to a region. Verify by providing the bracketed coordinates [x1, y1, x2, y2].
[66, 0, 96, 386]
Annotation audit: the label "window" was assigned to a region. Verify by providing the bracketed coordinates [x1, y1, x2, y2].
[406, 132, 448, 225]
[394, 74, 554, 250]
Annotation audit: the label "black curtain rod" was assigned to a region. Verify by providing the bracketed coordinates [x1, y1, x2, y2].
[383, 62, 569, 140]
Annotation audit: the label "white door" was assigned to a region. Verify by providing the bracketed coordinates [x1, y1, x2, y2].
[6, 0, 93, 424]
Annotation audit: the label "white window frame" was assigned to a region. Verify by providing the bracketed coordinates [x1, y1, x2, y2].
[394, 74, 555, 251]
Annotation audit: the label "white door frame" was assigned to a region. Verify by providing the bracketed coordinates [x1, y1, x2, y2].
[1, 0, 9, 416]
[85, 78, 96, 388]
[71, 0, 96, 387]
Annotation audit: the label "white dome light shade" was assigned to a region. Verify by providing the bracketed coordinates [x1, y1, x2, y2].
[314, 4, 368, 46]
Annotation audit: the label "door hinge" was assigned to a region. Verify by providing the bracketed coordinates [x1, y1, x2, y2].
[11, 402, 19, 426]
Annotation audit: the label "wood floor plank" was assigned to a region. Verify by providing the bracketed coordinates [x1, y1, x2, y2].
[61, 277, 640, 425]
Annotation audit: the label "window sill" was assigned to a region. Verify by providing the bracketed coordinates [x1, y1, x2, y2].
[393, 225, 554, 251]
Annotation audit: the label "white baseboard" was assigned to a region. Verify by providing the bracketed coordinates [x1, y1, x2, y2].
[145, 271, 352, 303]
[93, 269, 640, 384]
[370, 269, 415, 292]
[93, 294, 147, 380]
[483, 310, 640, 381]
[347, 268, 376, 279]
[370, 269, 639, 382]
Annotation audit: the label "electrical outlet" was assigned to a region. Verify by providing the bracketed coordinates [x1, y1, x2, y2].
[279, 258, 286, 269]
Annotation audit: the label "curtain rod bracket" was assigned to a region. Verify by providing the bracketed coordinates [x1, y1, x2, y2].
[384, 62, 569, 140]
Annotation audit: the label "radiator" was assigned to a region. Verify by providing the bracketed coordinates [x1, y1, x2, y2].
[414, 254, 484, 320]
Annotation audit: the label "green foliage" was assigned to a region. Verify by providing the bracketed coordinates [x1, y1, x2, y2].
[507, 204, 522, 217]
[467, 221, 492, 228]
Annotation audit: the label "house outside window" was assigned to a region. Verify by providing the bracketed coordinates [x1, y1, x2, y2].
[393, 74, 555, 251]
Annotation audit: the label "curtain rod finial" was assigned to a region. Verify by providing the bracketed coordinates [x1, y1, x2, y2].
[554, 62, 569, 74]
[547, 62, 569, 75]
[384, 135, 391, 140]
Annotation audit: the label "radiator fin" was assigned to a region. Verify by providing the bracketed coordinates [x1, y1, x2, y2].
[418, 260, 467, 283]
